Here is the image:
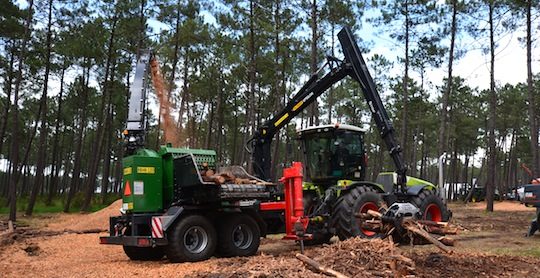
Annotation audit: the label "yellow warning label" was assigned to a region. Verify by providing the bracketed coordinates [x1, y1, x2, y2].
[137, 167, 155, 174]
[292, 101, 304, 111]
[123, 167, 132, 175]
[128, 202, 133, 210]
[274, 113, 289, 127]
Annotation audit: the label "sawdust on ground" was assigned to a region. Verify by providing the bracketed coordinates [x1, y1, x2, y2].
[43, 199, 122, 232]
[2, 200, 540, 277]
[466, 200, 535, 212]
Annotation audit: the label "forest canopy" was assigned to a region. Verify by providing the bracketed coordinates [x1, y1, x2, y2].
[0, 0, 539, 217]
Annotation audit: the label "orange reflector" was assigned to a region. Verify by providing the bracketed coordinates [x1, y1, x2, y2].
[124, 181, 132, 196]
[137, 238, 150, 247]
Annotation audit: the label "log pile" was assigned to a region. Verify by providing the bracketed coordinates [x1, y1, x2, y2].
[200, 169, 270, 185]
[357, 209, 458, 253]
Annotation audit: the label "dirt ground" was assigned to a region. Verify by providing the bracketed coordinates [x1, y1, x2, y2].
[1, 201, 540, 277]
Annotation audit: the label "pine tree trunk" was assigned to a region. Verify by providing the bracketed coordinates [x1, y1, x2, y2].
[8, 0, 35, 223]
[64, 64, 90, 212]
[526, 0, 538, 176]
[81, 12, 119, 212]
[26, 0, 54, 215]
[308, 0, 319, 126]
[0, 43, 15, 156]
[486, 2, 496, 212]
[46, 64, 66, 205]
[401, 0, 410, 165]
[438, 0, 457, 164]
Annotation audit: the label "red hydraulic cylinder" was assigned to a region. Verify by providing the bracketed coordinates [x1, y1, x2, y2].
[259, 162, 310, 240]
[281, 162, 309, 240]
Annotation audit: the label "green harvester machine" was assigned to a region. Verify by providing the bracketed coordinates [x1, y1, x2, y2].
[100, 27, 451, 262]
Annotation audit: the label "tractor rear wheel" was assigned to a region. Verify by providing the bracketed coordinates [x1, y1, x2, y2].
[123, 245, 164, 261]
[165, 214, 217, 263]
[216, 213, 260, 257]
[411, 190, 450, 222]
[333, 185, 382, 240]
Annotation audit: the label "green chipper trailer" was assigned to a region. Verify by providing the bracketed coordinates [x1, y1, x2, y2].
[100, 27, 450, 262]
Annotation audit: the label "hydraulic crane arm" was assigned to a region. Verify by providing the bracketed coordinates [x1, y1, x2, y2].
[251, 63, 349, 181]
[338, 27, 407, 188]
[251, 27, 407, 190]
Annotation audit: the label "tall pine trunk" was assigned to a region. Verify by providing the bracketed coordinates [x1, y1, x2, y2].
[26, 0, 54, 215]
[8, 0, 34, 224]
[526, 0, 537, 176]
[439, 0, 457, 166]
[486, 2, 496, 212]
[401, 0, 410, 165]
[64, 65, 90, 212]
[46, 64, 66, 205]
[308, 0, 319, 126]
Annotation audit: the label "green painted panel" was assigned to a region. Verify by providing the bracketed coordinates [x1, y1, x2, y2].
[122, 150, 163, 213]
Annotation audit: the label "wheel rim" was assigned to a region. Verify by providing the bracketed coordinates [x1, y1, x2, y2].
[358, 202, 379, 237]
[232, 224, 253, 249]
[424, 204, 443, 222]
[183, 226, 209, 254]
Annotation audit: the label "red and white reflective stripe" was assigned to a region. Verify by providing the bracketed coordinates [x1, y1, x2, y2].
[151, 217, 164, 238]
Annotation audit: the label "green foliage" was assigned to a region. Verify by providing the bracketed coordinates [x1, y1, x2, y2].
[0, 195, 117, 214]
[0, 0, 539, 217]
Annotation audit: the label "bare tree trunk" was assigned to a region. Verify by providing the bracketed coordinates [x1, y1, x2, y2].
[486, 2, 496, 212]
[8, 0, 35, 223]
[26, 0, 54, 215]
[526, 0, 538, 176]
[439, 0, 457, 166]
[308, 0, 319, 126]
[81, 11, 119, 212]
[401, 0, 410, 165]
[241, 0, 257, 169]
[0, 43, 15, 156]
[46, 64, 66, 205]
[64, 64, 90, 212]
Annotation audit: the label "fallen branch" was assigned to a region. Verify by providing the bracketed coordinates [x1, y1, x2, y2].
[295, 253, 349, 278]
[403, 222, 452, 254]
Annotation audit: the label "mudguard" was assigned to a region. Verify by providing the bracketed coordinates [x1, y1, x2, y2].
[160, 206, 185, 231]
[339, 181, 385, 193]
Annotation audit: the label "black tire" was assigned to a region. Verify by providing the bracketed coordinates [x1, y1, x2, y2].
[411, 190, 450, 222]
[123, 245, 165, 261]
[165, 214, 217, 263]
[216, 214, 260, 257]
[332, 185, 382, 240]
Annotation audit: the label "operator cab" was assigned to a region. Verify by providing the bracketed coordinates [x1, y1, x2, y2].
[298, 123, 367, 184]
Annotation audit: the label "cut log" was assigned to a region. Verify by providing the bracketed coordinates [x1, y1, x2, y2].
[367, 209, 382, 218]
[295, 253, 349, 278]
[202, 175, 226, 184]
[235, 178, 254, 184]
[204, 169, 215, 177]
[417, 220, 449, 227]
[437, 236, 455, 246]
[403, 222, 452, 254]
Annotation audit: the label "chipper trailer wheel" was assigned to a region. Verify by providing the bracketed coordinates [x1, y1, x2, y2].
[333, 185, 383, 240]
[165, 214, 217, 263]
[217, 213, 260, 257]
[411, 190, 451, 222]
